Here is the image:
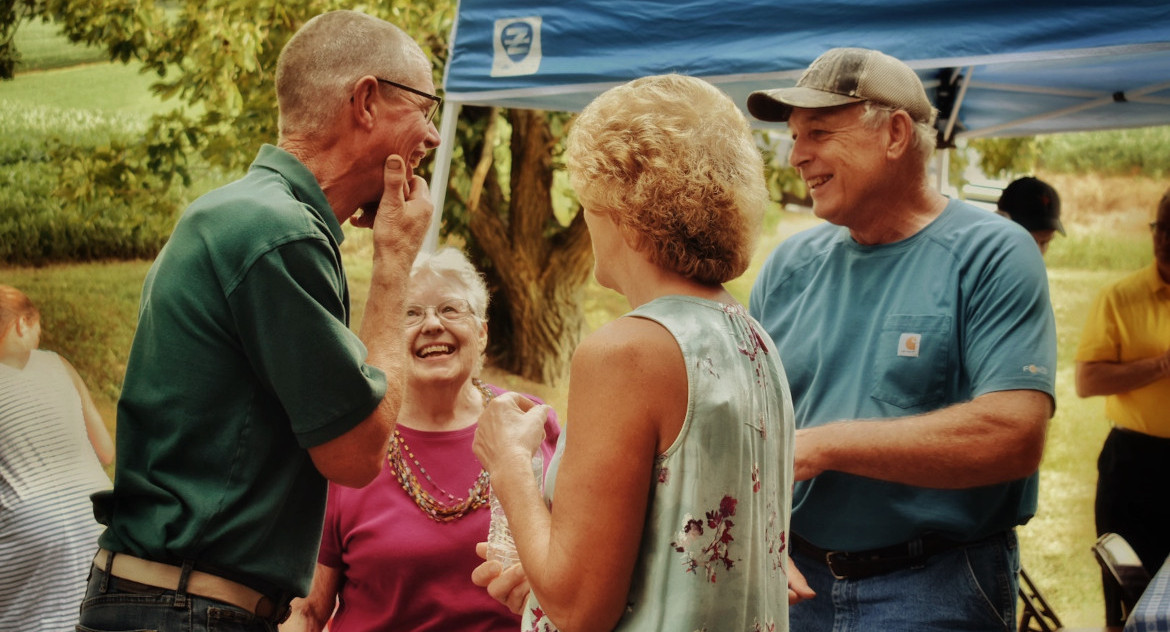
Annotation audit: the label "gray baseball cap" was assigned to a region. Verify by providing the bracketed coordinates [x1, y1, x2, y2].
[748, 47, 936, 124]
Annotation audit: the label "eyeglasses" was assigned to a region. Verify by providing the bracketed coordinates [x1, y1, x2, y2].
[1150, 222, 1170, 235]
[405, 299, 474, 327]
[377, 77, 442, 123]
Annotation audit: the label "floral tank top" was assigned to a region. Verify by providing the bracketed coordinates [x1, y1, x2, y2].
[522, 295, 795, 632]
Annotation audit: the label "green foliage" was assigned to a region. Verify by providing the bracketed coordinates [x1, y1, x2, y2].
[1, 0, 459, 257]
[962, 126, 1170, 181]
[0, 95, 181, 264]
[7, 15, 105, 72]
[968, 137, 1042, 179]
[1037, 127, 1170, 178]
[757, 129, 807, 207]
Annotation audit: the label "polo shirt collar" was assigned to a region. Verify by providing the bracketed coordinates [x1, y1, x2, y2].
[249, 144, 345, 245]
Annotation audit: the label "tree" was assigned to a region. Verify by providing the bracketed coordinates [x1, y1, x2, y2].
[3, 0, 593, 384]
[448, 106, 593, 384]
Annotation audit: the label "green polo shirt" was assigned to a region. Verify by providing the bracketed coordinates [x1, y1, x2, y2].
[95, 144, 386, 597]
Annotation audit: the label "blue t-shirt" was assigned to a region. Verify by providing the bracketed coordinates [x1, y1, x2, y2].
[749, 199, 1056, 550]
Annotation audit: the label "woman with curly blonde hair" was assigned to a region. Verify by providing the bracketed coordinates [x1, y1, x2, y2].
[472, 74, 796, 632]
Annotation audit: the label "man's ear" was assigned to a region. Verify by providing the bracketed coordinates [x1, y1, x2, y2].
[350, 76, 381, 131]
[885, 109, 916, 160]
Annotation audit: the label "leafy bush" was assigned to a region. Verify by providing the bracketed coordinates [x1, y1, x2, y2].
[10, 17, 106, 73]
[0, 99, 181, 264]
[1037, 127, 1170, 178]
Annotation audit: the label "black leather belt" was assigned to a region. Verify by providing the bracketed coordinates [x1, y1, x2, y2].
[791, 532, 977, 580]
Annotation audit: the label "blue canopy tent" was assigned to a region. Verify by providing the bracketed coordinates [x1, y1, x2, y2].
[424, 0, 1170, 249]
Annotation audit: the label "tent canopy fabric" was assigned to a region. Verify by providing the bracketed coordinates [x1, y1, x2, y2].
[442, 0, 1170, 139]
[423, 1, 1170, 250]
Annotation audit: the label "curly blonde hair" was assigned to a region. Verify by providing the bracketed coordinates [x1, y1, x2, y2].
[566, 74, 767, 285]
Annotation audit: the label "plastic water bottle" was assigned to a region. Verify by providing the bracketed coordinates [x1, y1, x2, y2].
[487, 451, 543, 569]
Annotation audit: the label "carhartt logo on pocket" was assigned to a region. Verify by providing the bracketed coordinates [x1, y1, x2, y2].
[897, 333, 921, 358]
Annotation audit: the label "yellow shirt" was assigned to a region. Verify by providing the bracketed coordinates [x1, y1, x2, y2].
[1076, 264, 1170, 437]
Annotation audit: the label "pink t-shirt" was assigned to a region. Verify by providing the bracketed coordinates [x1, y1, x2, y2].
[318, 386, 560, 632]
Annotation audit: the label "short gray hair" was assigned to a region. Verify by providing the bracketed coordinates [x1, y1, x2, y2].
[410, 247, 490, 320]
[275, 10, 428, 139]
[859, 101, 937, 163]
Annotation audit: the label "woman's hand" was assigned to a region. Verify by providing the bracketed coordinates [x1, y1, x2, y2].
[471, 541, 532, 614]
[473, 392, 549, 473]
[787, 557, 816, 605]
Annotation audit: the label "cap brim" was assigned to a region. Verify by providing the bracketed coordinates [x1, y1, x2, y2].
[747, 87, 864, 122]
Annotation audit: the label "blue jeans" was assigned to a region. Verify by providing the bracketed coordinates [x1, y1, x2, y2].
[77, 561, 277, 632]
[790, 531, 1020, 632]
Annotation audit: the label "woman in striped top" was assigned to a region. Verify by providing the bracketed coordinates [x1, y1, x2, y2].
[1, 285, 114, 631]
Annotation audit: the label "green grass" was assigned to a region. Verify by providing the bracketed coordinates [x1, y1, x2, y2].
[1039, 127, 1170, 178]
[0, 60, 178, 117]
[10, 18, 107, 72]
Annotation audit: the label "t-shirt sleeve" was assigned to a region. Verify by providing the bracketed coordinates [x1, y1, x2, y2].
[962, 231, 1058, 399]
[229, 238, 387, 448]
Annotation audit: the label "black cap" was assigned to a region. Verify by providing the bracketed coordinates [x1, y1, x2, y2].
[997, 177, 1064, 235]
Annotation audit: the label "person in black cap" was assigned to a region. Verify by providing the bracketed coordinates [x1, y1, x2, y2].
[998, 176, 1065, 255]
[746, 47, 1058, 630]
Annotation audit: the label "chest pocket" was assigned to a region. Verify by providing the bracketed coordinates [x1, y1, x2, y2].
[870, 314, 953, 410]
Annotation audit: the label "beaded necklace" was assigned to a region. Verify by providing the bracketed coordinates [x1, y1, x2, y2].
[388, 378, 493, 523]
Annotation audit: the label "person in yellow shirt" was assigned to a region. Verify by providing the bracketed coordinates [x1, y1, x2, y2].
[1075, 186, 1170, 625]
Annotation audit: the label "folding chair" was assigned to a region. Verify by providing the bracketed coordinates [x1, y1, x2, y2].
[1092, 532, 1152, 627]
[1020, 565, 1063, 632]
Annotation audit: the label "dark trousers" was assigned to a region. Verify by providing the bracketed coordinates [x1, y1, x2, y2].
[1095, 427, 1170, 624]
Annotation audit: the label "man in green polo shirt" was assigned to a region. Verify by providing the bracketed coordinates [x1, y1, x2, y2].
[78, 10, 441, 631]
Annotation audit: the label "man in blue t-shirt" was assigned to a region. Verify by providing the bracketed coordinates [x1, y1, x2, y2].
[79, 10, 442, 631]
[747, 48, 1057, 630]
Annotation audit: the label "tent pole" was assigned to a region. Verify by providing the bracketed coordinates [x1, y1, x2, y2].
[934, 150, 951, 195]
[942, 66, 974, 144]
[423, 100, 463, 254]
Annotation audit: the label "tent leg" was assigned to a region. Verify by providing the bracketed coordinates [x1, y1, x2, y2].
[424, 101, 463, 254]
[934, 149, 951, 196]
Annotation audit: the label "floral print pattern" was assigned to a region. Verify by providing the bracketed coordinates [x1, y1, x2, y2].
[520, 297, 793, 631]
[671, 495, 739, 582]
[766, 503, 787, 572]
[524, 606, 556, 632]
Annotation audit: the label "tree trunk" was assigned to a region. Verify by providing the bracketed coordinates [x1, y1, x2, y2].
[468, 108, 593, 386]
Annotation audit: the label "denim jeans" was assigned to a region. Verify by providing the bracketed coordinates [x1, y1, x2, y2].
[790, 530, 1020, 632]
[76, 561, 277, 632]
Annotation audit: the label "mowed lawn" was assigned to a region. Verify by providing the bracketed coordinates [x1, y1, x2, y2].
[2, 29, 1164, 625]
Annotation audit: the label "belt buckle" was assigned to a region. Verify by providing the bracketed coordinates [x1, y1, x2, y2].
[825, 551, 850, 580]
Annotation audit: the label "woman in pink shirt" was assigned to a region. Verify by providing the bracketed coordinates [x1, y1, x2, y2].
[284, 248, 559, 632]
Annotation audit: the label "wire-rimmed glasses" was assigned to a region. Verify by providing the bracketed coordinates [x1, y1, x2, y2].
[377, 77, 442, 123]
[404, 299, 473, 327]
